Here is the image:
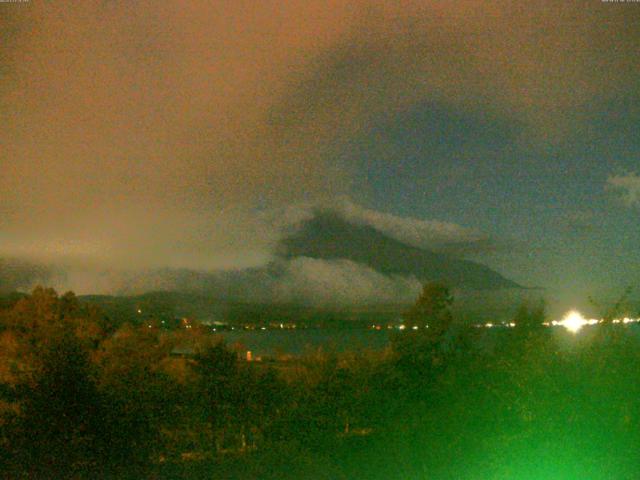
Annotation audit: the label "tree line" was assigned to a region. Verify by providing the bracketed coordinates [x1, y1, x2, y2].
[1, 285, 640, 479]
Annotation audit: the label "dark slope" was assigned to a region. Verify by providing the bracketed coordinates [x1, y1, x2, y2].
[0, 258, 53, 293]
[278, 212, 520, 290]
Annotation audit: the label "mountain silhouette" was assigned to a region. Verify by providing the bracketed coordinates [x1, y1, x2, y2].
[278, 211, 520, 290]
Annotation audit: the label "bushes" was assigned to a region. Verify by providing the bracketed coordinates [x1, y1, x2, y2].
[2, 287, 640, 478]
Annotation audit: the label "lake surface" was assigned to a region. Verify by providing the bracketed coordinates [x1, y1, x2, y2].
[217, 328, 391, 356]
[216, 323, 640, 357]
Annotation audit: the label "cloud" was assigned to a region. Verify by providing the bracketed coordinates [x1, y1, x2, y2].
[0, 259, 53, 293]
[607, 173, 640, 207]
[273, 257, 421, 307]
[1, 1, 637, 280]
[0, 1, 357, 271]
[277, 197, 490, 253]
[12, 256, 422, 307]
[0, 196, 501, 294]
[330, 198, 486, 251]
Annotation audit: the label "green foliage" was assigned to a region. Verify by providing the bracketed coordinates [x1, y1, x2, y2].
[513, 299, 546, 330]
[3, 286, 640, 479]
[404, 281, 453, 332]
[589, 286, 635, 323]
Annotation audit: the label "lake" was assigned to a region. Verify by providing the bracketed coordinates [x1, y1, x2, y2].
[216, 328, 391, 356]
[215, 322, 640, 357]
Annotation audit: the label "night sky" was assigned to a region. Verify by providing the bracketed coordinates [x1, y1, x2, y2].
[1, 1, 639, 307]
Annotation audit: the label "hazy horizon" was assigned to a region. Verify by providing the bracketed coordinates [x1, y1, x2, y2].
[2, 1, 640, 310]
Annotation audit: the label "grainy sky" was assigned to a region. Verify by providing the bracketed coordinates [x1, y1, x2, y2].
[1, 1, 639, 303]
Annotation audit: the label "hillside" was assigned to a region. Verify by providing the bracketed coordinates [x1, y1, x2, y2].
[278, 212, 520, 290]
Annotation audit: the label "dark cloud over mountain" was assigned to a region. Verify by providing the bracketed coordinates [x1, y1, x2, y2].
[0, 202, 518, 307]
[2, 1, 639, 303]
[278, 210, 519, 291]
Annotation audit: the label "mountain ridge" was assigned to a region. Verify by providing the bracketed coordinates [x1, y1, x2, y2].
[278, 211, 520, 290]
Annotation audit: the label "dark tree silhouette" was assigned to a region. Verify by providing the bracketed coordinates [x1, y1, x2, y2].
[513, 300, 546, 331]
[405, 282, 454, 334]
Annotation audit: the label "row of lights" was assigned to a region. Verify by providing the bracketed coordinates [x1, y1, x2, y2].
[476, 322, 516, 329]
[370, 324, 425, 331]
[549, 310, 640, 334]
[141, 307, 638, 336]
[372, 311, 640, 335]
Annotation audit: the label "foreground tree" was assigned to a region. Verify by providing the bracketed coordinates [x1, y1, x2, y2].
[404, 282, 453, 333]
[0, 288, 109, 477]
[513, 300, 546, 331]
[589, 286, 635, 324]
[92, 323, 180, 471]
[390, 283, 456, 403]
[0, 288, 182, 477]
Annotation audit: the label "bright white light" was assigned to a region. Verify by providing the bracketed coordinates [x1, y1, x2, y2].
[556, 311, 597, 333]
[559, 310, 588, 334]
